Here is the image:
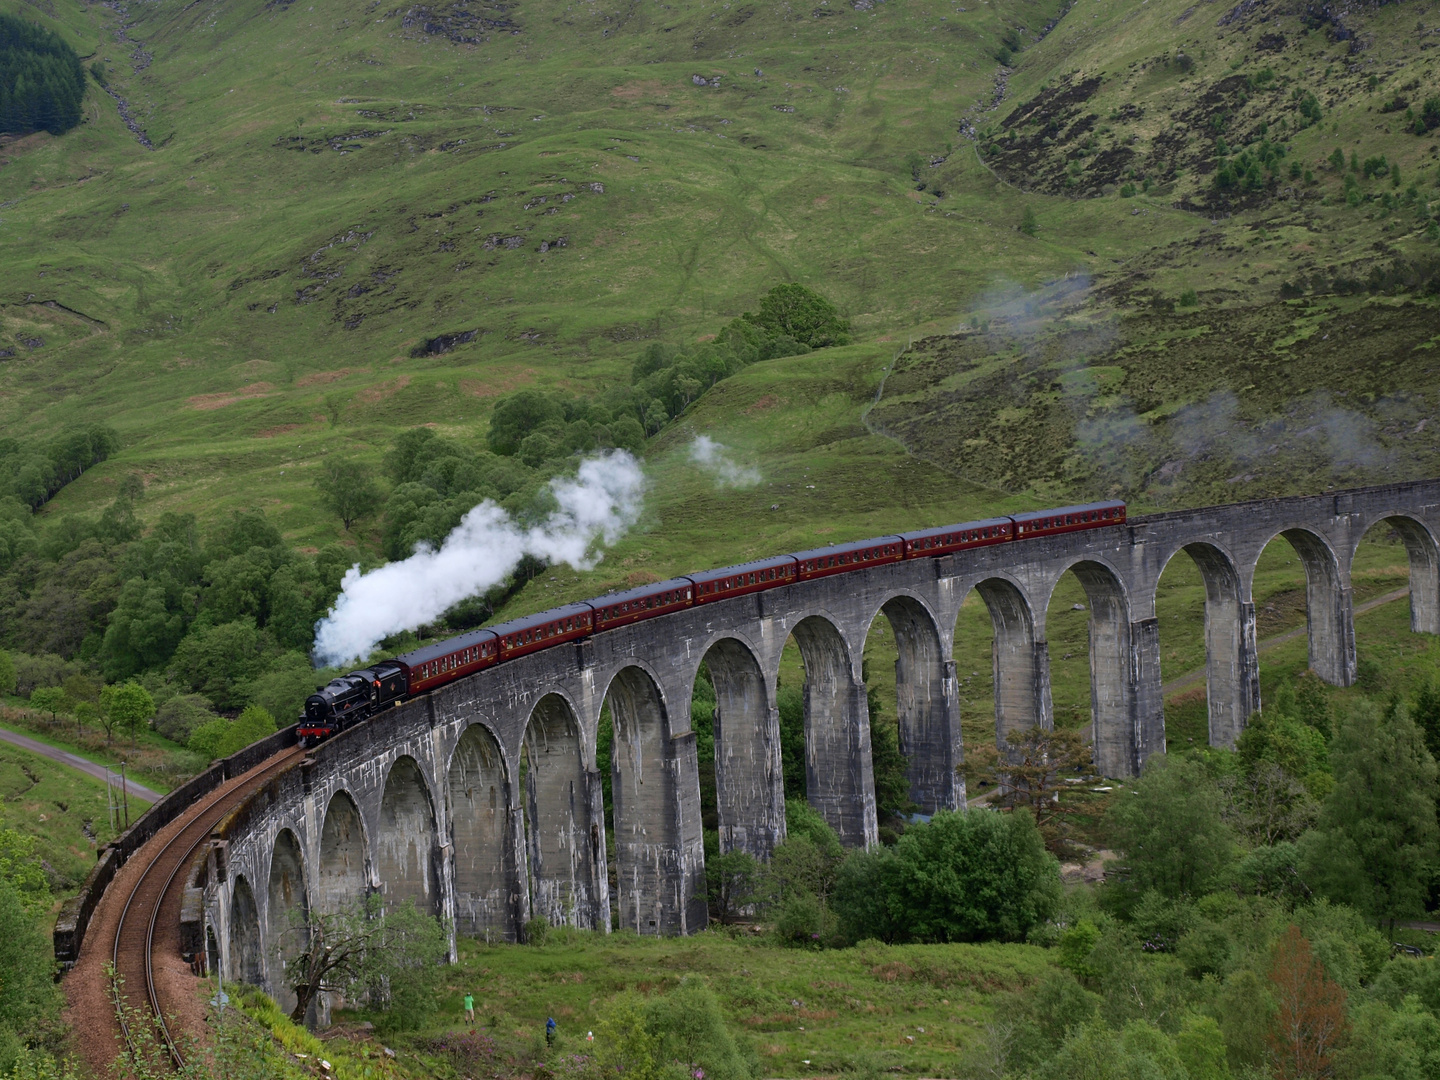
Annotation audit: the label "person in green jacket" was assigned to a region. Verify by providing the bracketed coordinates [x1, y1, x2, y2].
[464, 992, 475, 1023]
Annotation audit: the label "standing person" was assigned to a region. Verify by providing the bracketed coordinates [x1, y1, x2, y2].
[464, 992, 475, 1024]
[547, 1017, 557, 1048]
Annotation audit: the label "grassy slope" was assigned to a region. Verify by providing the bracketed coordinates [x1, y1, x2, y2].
[418, 931, 1052, 1077]
[1, 0, 1213, 548]
[0, 736, 130, 895]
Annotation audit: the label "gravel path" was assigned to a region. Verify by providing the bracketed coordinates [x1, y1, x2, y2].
[0, 726, 160, 803]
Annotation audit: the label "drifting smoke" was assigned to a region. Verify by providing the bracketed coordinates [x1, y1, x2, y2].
[688, 435, 761, 488]
[312, 451, 646, 667]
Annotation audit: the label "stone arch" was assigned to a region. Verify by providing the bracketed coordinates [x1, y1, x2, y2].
[787, 614, 877, 849]
[869, 593, 962, 813]
[1356, 514, 1440, 636]
[1157, 542, 1256, 749]
[230, 875, 263, 987]
[449, 722, 518, 939]
[523, 694, 599, 929]
[377, 756, 441, 916]
[962, 577, 1050, 752]
[1046, 560, 1139, 778]
[1259, 527, 1353, 687]
[701, 637, 785, 858]
[606, 666, 704, 935]
[265, 829, 308, 1014]
[317, 790, 368, 915]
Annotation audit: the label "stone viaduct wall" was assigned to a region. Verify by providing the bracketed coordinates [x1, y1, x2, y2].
[198, 480, 1440, 1009]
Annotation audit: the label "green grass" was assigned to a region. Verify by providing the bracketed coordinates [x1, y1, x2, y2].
[389, 930, 1055, 1077]
[4, 0, 1432, 564]
[0, 736, 131, 896]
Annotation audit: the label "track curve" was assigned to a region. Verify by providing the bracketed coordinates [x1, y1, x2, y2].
[69, 745, 307, 1075]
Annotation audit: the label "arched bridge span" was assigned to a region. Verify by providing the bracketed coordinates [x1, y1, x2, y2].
[197, 481, 1440, 994]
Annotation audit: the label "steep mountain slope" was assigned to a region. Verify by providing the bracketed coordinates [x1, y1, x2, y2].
[0, 0, 1435, 557]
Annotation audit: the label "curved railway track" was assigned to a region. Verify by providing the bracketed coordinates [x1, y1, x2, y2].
[108, 746, 308, 1069]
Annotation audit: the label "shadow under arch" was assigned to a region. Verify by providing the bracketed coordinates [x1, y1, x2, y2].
[1045, 559, 1140, 778]
[266, 828, 308, 1014]
[230, 875, 264, 986]
[868, 593, 962, 814]
[701, 637, 785, 859]
[523, 693, 600, 930]
[1158, 541, 1256, 749]
[1261, 527, 1353, 687]
[376, 756, 441, 916]
[962, 576, 1050, 752]
[605, 665, 704, 935]
[449, 721, 519, 939]
[787, 613, 877, 849]
[317, 790, 367, 915]
[1360, 514, 1440, 636]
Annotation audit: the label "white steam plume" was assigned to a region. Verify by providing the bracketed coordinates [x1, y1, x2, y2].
[313, 451, 646, 667]
[688, 435, 761, 488]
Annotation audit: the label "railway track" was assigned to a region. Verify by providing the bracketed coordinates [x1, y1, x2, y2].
[108, 745, 308, 1069]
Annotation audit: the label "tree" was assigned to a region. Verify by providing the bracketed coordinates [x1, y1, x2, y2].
[1267, 926, 1347, 1080]
[105, 680, 155, 747]
[283, 895, 446, 1029]
[316, 458, 381, 531]
[189, 705, 277, 761]
[0, 14, 87, 138]
[1105, 753, 1236, 900]
[644, 977, 753, 1080]
[1304, 699, 1438, 931]
[833, 808, 1061, 943]
[706, 849, 760, 925]
[742, 284, 851, 349]
[0, 650, 14, 696]
[1020, 206, 1039, 236]
[965, 725, 1092, 852]
[153, 693, 218, 744]
[26, 686, 66, 722]
[487, 390, 564, 456]
[168, 619, 272, 711]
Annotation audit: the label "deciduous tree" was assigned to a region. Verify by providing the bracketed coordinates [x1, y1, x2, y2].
[316, 458, 382, 531]
[1267, 925, 1347, 1080]
[1303, 700, 1438, 931]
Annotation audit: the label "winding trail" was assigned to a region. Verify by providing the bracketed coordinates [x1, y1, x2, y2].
[0, 726, 160, 803]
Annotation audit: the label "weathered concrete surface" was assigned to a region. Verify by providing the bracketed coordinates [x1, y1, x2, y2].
[198, 480, 1440, 995]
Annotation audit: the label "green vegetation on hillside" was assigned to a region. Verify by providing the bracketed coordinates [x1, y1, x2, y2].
[0, 13, 86, 137]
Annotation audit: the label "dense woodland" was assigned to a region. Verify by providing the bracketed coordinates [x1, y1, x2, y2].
[0, 14, 86, 137]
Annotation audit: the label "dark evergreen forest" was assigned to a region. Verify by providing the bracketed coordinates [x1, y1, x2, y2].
[0, 14, 86, 136]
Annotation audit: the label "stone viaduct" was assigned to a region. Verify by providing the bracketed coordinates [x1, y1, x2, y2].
[197, 480, 1440, 1011]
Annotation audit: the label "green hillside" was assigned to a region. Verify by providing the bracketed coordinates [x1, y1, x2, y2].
[0, 0, 1437, 711]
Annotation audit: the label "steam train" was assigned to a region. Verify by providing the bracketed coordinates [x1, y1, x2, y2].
[297, 500, 1126, 744]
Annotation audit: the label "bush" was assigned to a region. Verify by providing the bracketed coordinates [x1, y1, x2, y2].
[644, 978, 756, 1080]
[833, 809, 1061, 943]
[187, 704, 277, 761]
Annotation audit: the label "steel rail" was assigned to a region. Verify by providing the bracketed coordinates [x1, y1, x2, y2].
[111, 747, 306, 1069]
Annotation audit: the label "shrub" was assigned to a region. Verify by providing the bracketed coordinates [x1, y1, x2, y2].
[833, 809, 1061, 943]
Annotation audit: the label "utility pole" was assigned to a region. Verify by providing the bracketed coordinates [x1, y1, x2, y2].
[120, 761, 130, 830]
